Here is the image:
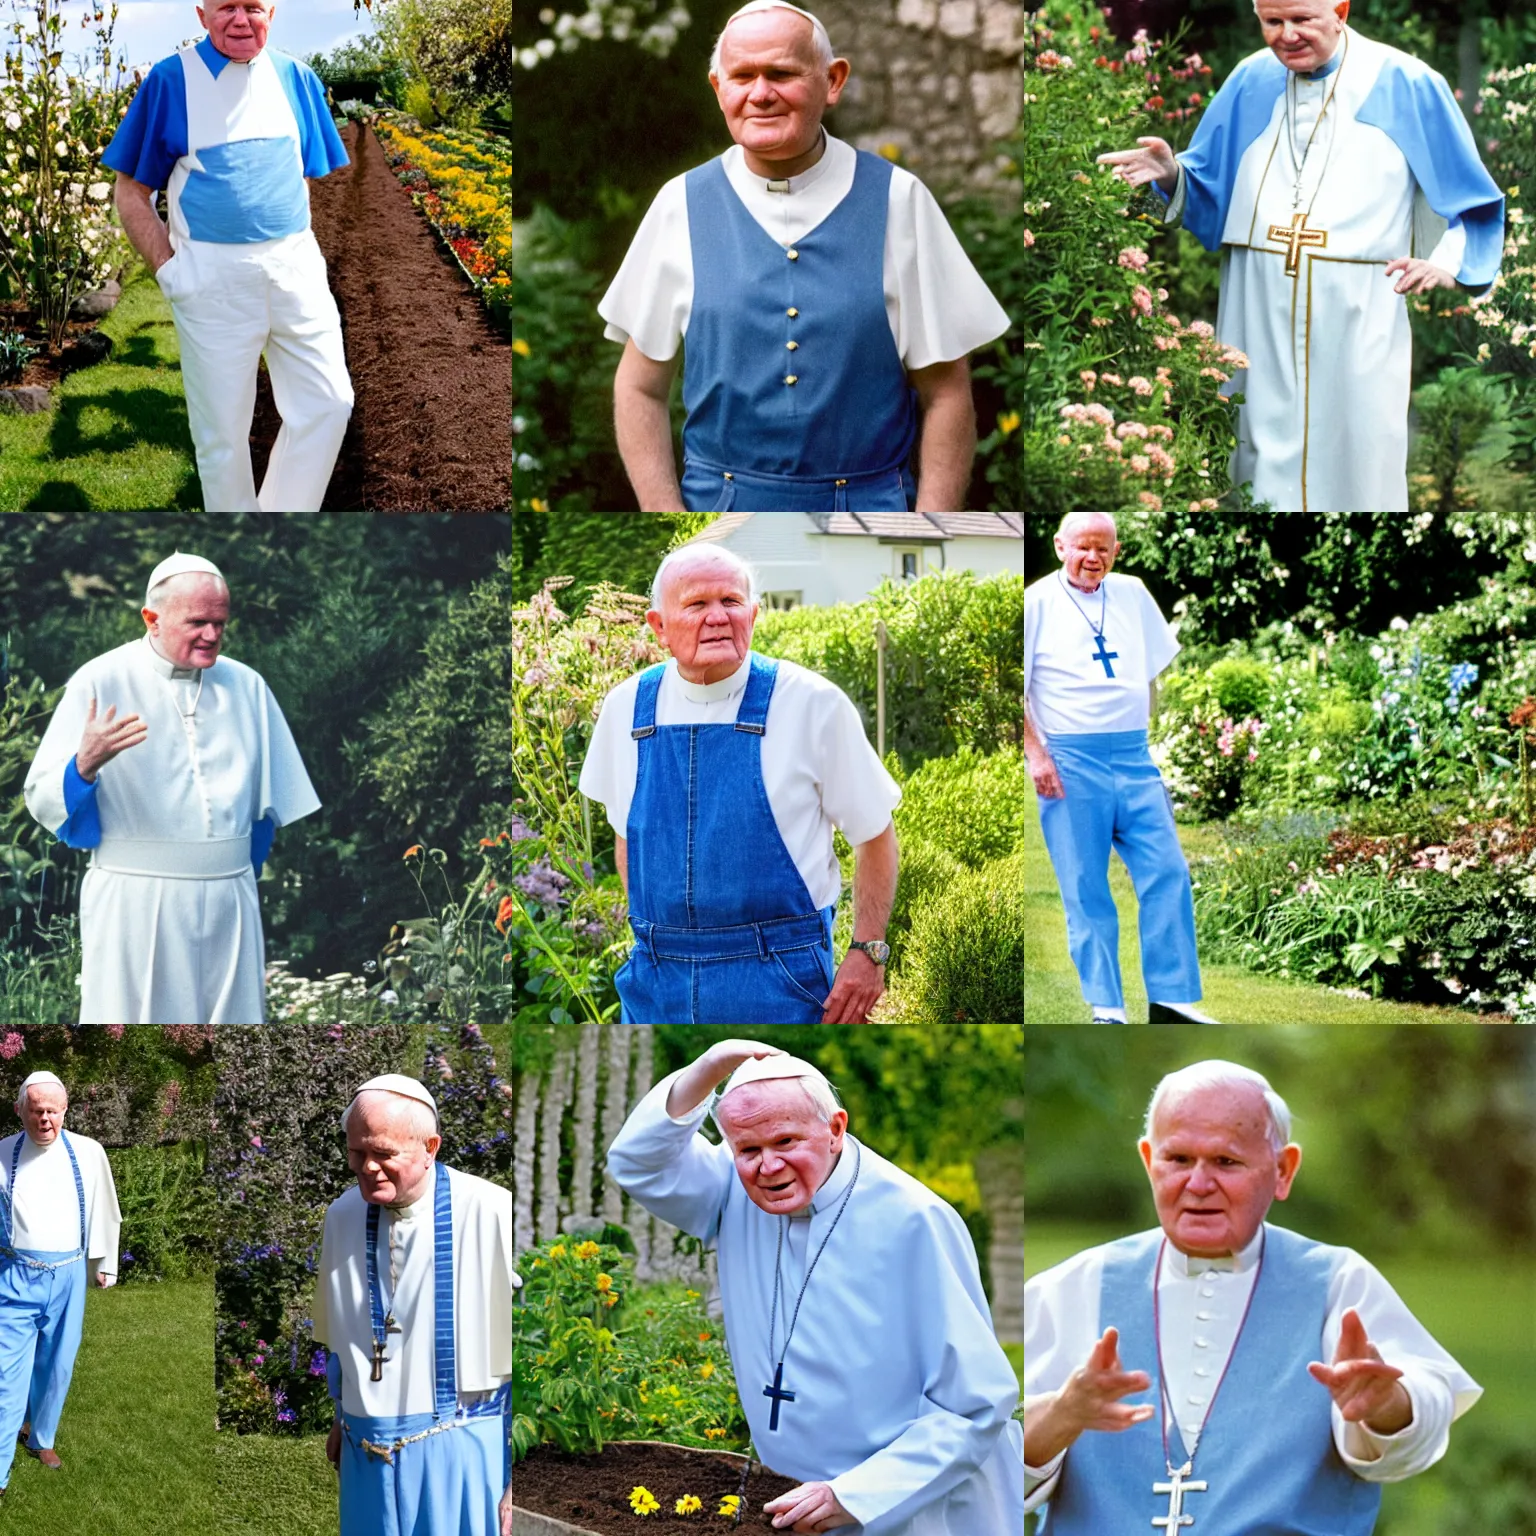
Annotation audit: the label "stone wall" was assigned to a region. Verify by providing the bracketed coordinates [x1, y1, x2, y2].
[821, 0, 1024, 203]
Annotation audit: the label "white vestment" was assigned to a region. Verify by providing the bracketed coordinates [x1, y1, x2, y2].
[313, 1164, 514, 1418]
[578, 652, 901, 909]
[598, 134, 1010, 367]
[0, 1132, 121, 1284]
[1024, 1224, 1480, 1512]
[607, 1072, 1026, 1536]
[23, 637, 320, 1024]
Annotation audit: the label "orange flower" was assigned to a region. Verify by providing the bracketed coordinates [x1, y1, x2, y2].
[479, 837, 496, 847]
[403, 845, 422, 858]
[494, 896, 515, 934]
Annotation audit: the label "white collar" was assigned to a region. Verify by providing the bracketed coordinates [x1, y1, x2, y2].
[385, 1161, 436, 1222]
[795, 1134, 859, 1220]
[724, 131, 850, 197]
[673, 651, 754, 705]
[142, 634, 200, 682]
[1161, 1225, 1266, 1278]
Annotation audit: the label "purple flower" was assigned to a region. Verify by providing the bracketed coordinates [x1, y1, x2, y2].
[513, 857, 570, 910]
[277, 1409, 296, 1424]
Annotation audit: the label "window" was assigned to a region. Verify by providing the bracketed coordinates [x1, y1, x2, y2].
[763, 591, 801, 611]
[897, 549, 921, 581]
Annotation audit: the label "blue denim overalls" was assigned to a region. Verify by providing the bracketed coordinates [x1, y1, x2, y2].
[616, 656, 836, 1024]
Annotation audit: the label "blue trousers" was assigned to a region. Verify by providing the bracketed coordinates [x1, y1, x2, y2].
[1037, 730, 1202, 1012]
[0, 1249, 86, 1486]
[339, 1396, 508, 1536]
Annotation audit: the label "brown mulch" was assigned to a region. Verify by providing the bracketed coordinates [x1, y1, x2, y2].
[0, 302, 112, 390]
[513, 1443, 800, 1535]
[249, 119, 510, 510]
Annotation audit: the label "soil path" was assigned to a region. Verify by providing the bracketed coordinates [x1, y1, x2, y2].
[250, 121, 510, 510]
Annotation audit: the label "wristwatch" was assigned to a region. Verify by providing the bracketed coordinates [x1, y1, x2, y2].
[849, 939, 891, 966]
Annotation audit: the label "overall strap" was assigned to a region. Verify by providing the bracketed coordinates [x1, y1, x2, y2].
[630, 664, 668, 740]
[432, 1164, 456, 1419]
[734, 654, 778, 735]
[62, 1132, 86, 1253]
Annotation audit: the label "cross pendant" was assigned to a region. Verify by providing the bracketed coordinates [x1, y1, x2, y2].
[1153, 1461, 1208, 1530]
[762, 1361, 796, 1432]
[385, 1312, 402, 1335]
[370, 1338, 387, 1382]
[1091, 633, 1120, 679]
[1267, 210, 1328, 278]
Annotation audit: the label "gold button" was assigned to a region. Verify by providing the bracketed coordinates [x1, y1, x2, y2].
[786, 340, 798, 351]
[787, 307, 799, 317]
[835, 479, 847, 487]
[784, 375, 798, 385]
[786, 249, 799, 261]
[723, 473, 733, 481]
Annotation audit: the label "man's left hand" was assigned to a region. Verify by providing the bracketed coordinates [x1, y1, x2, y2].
[1385, 257, 1457, 295]
[1308, 1307, 1413, 1435]
[820, 947, 884, 1024]
[95, 1272, 115, 1289]
[764, 1482, 857, 1532]
[500, 1483, 513, 1536]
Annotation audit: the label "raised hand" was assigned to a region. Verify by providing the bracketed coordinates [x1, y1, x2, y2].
[1025, 1327, 1153, 1467]
[666, 1039, 789, 1118]
[1308, 1308, 1412, 1434]
[763, 1482, 857, 1532]
[76, 697, 148, 782]
[1384, 257, 1457, 296]
[1097, 136, 1179, 193]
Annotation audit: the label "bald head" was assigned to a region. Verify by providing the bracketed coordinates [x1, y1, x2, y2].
[710, 2, 834, 74]
[349, 1089, 438, 1147]
[143, 571, 230, 669]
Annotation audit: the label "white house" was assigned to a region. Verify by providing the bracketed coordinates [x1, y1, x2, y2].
[675, 512, 1024, 609]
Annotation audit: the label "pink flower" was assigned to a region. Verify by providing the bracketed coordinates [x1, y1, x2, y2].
[1080, 368, 1097, 390]
[1129, 454, 1151, 473]
[250, 1136, 263, 1149]
[1117, 247, 1149, 271]
[1022, 228, 1035, 248]
[1138, 491, 1163, 510]
[105, 1024, 125, 1041]
[1128, 375, 1154, 396]
[1131, 285, 1154, 316]
[0, 1033, 22, 1061]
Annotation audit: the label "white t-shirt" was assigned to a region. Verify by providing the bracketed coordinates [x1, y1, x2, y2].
[577, 652, 900, 911]
[1024, 571, 1180, 739]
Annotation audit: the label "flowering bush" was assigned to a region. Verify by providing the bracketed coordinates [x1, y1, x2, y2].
[1471, 62, 1536, 377]
[516, 0, 692, 67]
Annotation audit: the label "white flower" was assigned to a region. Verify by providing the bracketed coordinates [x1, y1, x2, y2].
[3, 112, 18, 130]
[1389, 616, 1409, 631]
[87, 181, 108, 200]
[54, 140, 67, 157]
[380, 989, 399, 1006]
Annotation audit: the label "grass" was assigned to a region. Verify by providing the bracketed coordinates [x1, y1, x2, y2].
[215, 1430, 338, 1536]
[0, 1276, 214, 1529]
[1004, 1341, 1023, 1391]
[1024, 791, 1474, 1023]
[0, 257, 202, 511]
[1025, 1220, 1536, 1536]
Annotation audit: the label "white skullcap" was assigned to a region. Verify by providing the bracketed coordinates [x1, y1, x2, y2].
[14, 1070, 67, 1111]
[342, 1074, 440, 1134]
[716, 1053, 830, 1103]
[145, 551, 225, 607]
[721, 1, 829, 41]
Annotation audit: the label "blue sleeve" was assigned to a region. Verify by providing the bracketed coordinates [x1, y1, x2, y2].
[272, 55, 350, 178]
[1172, 53, 1288, 253]
[100, 56, 188, 191]
[1357, 59, 1505, 289]
[252, 815, 276, 876]
[57, 758, 102, 849]
[326, 1349, 342, 1404]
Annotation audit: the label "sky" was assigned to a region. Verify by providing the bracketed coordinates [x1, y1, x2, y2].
[55, 0, 374, 75]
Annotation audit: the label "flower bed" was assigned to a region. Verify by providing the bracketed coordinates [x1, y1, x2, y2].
[513, 1442, 798, 1536]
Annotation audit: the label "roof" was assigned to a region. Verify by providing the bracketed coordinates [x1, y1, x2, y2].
[808, 513, 1022, 539]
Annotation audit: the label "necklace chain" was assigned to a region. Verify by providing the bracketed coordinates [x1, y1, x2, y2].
[1057, 571, 1108, 640]
[1283, 33, 1347, 215]
[767, 1141, 861, 1369]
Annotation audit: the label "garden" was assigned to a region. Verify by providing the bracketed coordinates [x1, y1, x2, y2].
[508, 510, 1025, 1026]
[1018, 2, 1536, 515]
[0, 0, 512, 511]
[1026, 508, 1536, 1024]
[511, 1019, 1022, 1532]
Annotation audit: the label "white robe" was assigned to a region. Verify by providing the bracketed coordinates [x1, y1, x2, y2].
[1024, 1224, 1480, 1513]
[23, 637, 320, 1024]
[313, 1163, 514, 1418]
[607, 1072, 1025, 1536]
[0, 1131, 121, 1285]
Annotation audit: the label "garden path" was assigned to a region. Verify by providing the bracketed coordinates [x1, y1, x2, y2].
[1024, 794, 1478, 1024]
[249, 121, 510, 511]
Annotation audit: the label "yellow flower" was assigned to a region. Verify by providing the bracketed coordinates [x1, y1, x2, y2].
[547, 1244, 567, 1259]
[705, 1427, 726, 1440]
[595, 1273, 613, 1292]
[699, 1360, 715, 1379]
[529, 498, 549, 513]
[574, 1240, 601, 1259]
[602, 1292, 618, 1308]
[684, 1289, 699, 1300]
[629, 1486, 660, 1516]
[675, 1495, 702, 1515]
[877, 141, 902, 161]
[718, 1495, 741, 1516]
[512, 338, 531, 357]
[998, 411, 1021, 435]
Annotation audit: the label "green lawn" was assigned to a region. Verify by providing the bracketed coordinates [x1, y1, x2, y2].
[216, 1430, 338, 1536]
[1, 1276, 214, 1530]
[0, 258, 201, 511]
[1025, 1221, 1536, 1536]
[1024, 793, 1473, 1024]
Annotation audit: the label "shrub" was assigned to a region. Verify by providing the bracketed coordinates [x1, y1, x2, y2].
[885, 836, 964, 973]
[0, 328, 37, 384]
[111, 1142, 215, 1283]
[893, 748, 1027, 870]
[878, 851, 1025, 1024]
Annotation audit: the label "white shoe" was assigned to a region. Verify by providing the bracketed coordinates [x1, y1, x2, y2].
[1090, 1006, 1129, 1024]
[1148, 1001, 1221, 1024]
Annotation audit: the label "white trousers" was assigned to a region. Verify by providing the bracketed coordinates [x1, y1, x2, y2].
[157, 230, 353, 512]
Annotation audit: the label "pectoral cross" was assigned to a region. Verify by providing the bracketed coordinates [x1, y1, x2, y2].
[1268, 211, 1328, 278]
[1153, 1461, 1208, 1530]
[370, 1338, 387, 1382]
[1092, 633, 1119, 679]
[762, 1361, 796, 1431]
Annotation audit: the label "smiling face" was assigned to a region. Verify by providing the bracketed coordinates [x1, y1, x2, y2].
[1138, 1083, 1301, 1257]
[143, 573, 230, 669]
[710, 10, 848, 174]
[1255, 0, 1349, 73]
[1054, 516, 1120, 592]
[197, 0, 275, 61]
[20, 1084, 67, 1146]
[646, 554, 760, 684]
[346, 1095, 442, 1207]
[715, 1082, 847, 1216]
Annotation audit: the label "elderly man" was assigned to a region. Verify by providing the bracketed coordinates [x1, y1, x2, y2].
[579, 543, 900, 1024]
[608, 1041, 1024, 1534]
[599, 0, 1009, 512]
[315, 1074, 513, 1536]
[103, 0, 354, 512]
[1025, 513, 1213, 1024]
[1024, 1059, 1480, 1533]
[23, 551, 320, 1024]
[1098, 0, 1503, 513]
[0, 1072, 121, 1495]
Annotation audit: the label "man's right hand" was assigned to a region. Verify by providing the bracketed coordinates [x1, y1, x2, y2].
[76, 697, 148, 782]
[326, 1420, 342, 1469]
[666, 1039, 786, 1119]
[1024, 1327, 1153, 1466]
[1028, 751, 1065, 800]
[1097, 135, 1179, 193]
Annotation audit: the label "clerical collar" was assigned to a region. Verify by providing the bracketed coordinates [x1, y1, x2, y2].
[674, 651, 753, 705]
[1302, 30, 1345, 81]
[796, 1135, 858, 1220]
[385, 1161, 435, 1220]
[142, 635, 199, 682]
[1162, 1226, 1265, 1277]
[758, 128, 831, 194]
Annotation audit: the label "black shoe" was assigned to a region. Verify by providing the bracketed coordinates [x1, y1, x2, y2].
[1148, 1001, 1220, 1023]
